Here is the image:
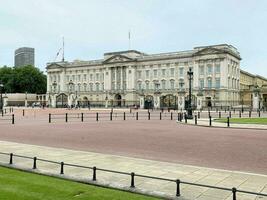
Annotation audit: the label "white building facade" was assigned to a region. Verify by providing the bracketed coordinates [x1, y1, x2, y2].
[46, 44, 241, 109]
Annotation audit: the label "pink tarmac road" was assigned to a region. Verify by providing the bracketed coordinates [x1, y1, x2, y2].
[0, 108, 267, 175]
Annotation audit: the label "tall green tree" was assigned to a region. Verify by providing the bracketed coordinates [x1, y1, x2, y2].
[0, 65, 47, 94]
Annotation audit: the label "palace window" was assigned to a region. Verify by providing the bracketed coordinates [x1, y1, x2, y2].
[90, 74, 93, 81]
[170, 68, 175, 77]
[90, 83, 93, 91]
[179, 67, 184, 77]
[146, 70, 150, 79]
[215, 64, 220, 74]
[96, 73, 99, 81]
[83, 83, 87, 91]
[161, 80, 166, 89]
[170, 80, 175, 89]
[207, 65, 212, 75]
[78, 75, 81, 82]
[83, 74, 87, 81]
[199, 65, 204, 75]
[145, 81, 149, 90]
[199, 79, 204, 89]
[138, 82, 142, 90]
[207, 78, 212, 88]
[96, 83, 100, 91]
[153, 69, 157, 78]
[161, 69, 166, 77]
[137, 71, 142, 79]
[215, 78, 220, 88]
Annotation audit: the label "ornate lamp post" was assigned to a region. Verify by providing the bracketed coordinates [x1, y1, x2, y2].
[187, 68, 193, 119]
[0, 84, 3, 111]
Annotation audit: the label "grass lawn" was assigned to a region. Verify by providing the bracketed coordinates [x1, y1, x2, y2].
[0, 166, 159, 200]
[214, 118, 267, 125]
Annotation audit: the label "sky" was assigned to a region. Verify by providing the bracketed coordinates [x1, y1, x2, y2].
[0, 0, 267, 77]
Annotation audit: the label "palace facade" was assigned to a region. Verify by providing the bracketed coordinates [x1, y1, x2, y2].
[46, 44, 265, 110]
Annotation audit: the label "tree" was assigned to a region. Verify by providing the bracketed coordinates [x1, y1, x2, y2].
[0, 65, 47, 94]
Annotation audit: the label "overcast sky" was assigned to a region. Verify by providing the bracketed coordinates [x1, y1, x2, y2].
[0, 0, 267, 76]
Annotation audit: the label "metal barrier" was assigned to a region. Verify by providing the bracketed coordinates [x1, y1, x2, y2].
[0, 114, 14, 124]
[0, 151, 266, 199]
[48, 112, 177, 123]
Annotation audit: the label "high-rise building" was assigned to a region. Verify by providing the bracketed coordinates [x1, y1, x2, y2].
[14, 47, 35, 67]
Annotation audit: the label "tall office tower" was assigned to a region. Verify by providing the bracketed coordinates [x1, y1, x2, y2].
[14, 47, 35, 67]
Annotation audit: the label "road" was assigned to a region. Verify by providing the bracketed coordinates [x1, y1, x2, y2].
[0, 108, 266, 175]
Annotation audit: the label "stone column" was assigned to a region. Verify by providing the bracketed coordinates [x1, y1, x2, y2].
[139, 95, 144, 109]
[51, 95, 56, 108]
[178, 91, 186, 110]
[253, 92, 259, 110]
[197, 92, 203, 110]
[68, 94, 73, 107]
[153, 95, 160, 109]
[178, 96, 185, 110]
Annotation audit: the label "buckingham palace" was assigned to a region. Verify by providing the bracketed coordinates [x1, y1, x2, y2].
[46, 44, 266, 110]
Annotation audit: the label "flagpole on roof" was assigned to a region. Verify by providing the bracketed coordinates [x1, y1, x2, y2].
[62, 36, 65, 62]
[128, 30, 131, 50]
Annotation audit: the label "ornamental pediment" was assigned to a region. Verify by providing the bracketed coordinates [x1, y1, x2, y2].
[103, 55, 136, 64]
[193, 47, 224, 56]
[46, 63, 65, 70]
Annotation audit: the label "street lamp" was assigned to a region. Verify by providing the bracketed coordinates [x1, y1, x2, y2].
[187, 68, 193, 119]
[0, 84, 3, 111]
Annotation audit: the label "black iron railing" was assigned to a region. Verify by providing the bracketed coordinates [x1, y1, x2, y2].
[0, 152, 266, 199]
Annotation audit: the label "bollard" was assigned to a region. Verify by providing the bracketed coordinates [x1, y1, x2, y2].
[198, 111, 200, 119]
[171, 112, 173, 120]
[208, 110, 210, 118]
[219, 111, 221, 118]
[185, 114, 187, 123]
[130, 172, 135, 188]
[81, 113, 84, 122]
[65, 113, 68, 123]
[195, 115, 197, 125]
[93, 166, 96, 181]
[232, 187, 237, 200]
[1, 109, 3, 116]
[9, 153, 13, 164]
[234, 108, 235, 113]
[229, 111, 231, 118]
[249, 110, 251, 118]
[110, 112, 113, 121]
[136, 112, 138, 120]
[23, 109, 25, 116]
[176, 179, 181, 197]
[60, 162, 64, 174]
[33, 157, 37, 169]
[227, 117, 230, 127]
[160, 112, 162, 120]
[239, 111, 241, 118]
[209, 116, 212, 126]
[96, 112, 99, 121]
[259, 110, 261, 118]
[12, 114, 14, 124]
[148, 112, 150, 120]
[49, 113, 51, 123]
[123, 112, 126, 120]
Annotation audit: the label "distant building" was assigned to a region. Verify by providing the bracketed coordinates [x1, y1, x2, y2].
[46, 44, 267, 110]
[14, 47, 35, 67]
